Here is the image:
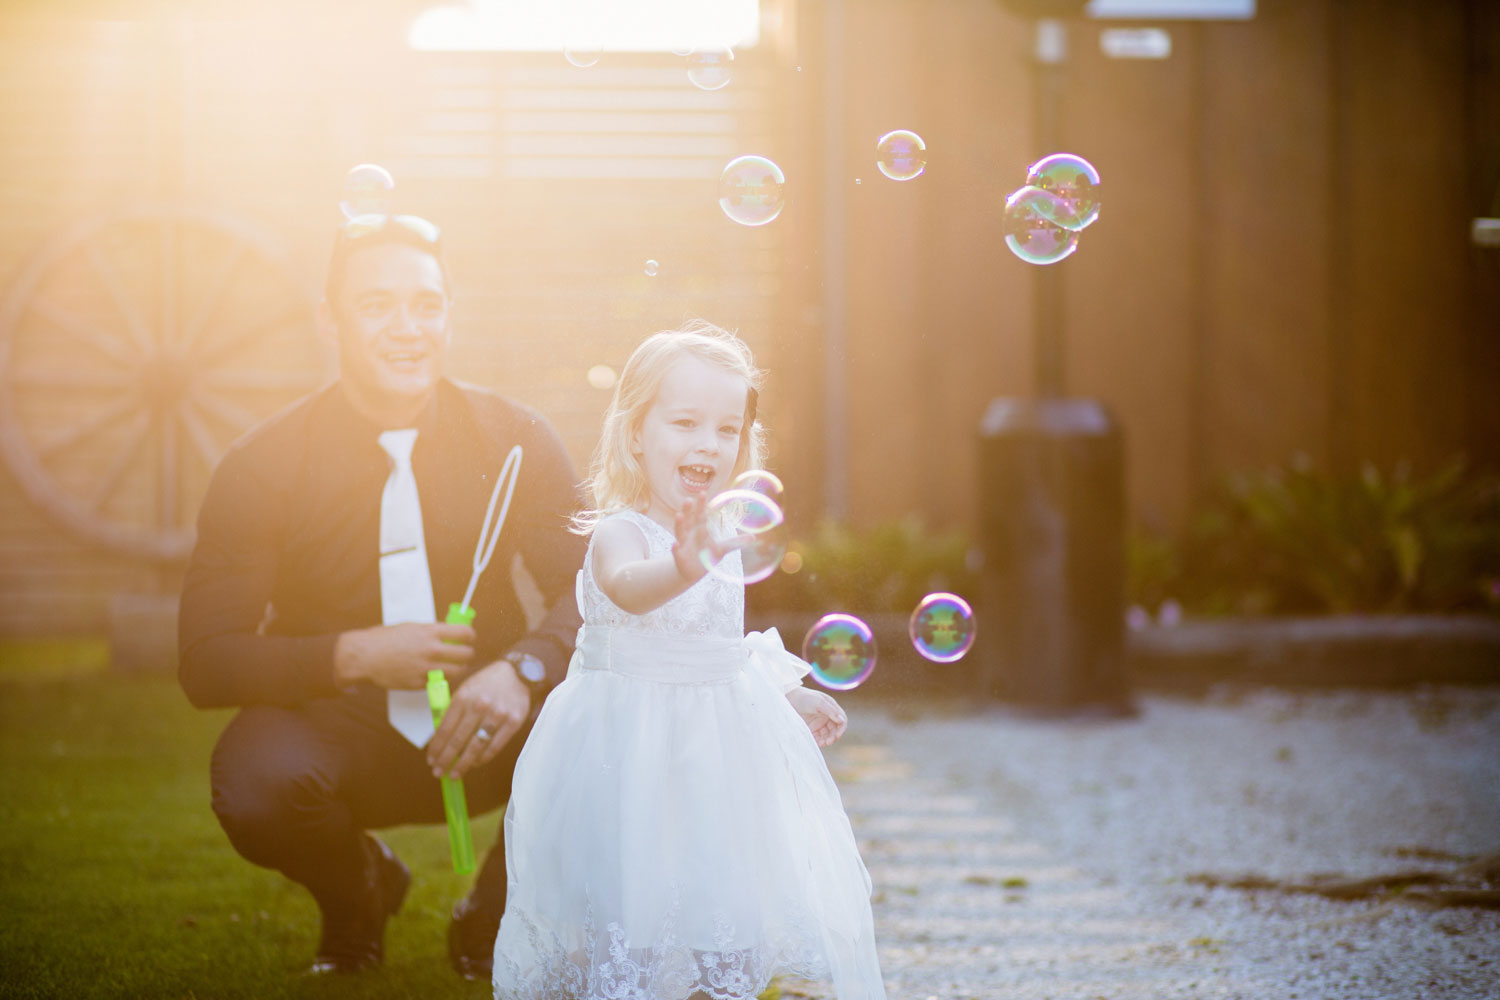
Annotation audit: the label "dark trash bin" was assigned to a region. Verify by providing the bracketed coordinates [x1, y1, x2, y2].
[975, 396, 1132, 712]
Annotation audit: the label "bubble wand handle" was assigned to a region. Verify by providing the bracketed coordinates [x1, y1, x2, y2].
[429, 603, 477, 874]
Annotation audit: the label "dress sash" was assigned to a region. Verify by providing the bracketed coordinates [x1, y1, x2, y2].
[573, 625, 746, 685]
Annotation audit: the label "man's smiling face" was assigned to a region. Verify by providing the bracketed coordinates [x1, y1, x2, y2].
[331, 242, 451, 422]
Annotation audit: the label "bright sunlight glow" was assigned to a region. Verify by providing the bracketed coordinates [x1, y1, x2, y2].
[408, 0, 761, 53]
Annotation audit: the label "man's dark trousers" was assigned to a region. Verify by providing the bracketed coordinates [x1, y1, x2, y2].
[209, 686, 529, 921]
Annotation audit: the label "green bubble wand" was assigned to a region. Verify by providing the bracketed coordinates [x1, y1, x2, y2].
[431, 444, 523, 873]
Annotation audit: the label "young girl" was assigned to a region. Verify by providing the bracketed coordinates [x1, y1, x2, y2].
[492, 321, 887, 999]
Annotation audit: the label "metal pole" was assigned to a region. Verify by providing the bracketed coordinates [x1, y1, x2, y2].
[1033, 18, 1067, 398]
[822, 0, 848, 518]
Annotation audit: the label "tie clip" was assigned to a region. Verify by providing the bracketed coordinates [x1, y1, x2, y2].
[381, 544, 419, 557]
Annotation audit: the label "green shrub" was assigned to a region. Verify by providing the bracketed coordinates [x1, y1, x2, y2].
[749, 516, 979, 615]
[1131, 455, 1500, 616]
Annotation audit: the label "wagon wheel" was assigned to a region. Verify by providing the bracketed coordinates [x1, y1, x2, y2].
[0, 204, 331, 562]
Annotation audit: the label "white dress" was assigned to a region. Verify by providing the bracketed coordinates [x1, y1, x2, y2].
[492, 510, 887, 1000]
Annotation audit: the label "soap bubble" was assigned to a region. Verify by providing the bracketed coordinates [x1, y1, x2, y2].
[1025, 152, 1101, 231]
[1003, 185, 1078, 265]
[686, 47, 733, 91]
[699, 489, 787, 585]
[803, 614, 877, 691]
[719, 155, 786, 227]
[564, 44, 601, 68]
[908, 592, 975, 663]
[340, 164, 394, 222]
[731, 469, 783, 501]
[644, 259, 659, 276]
[876, 129, 927, 181]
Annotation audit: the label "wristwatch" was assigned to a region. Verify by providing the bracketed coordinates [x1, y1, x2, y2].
[505, 651, 548, 698]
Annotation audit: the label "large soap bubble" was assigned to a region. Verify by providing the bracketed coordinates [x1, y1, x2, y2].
[719, 155, 786, 227]
[340, 164, 394, 222]
[698, 489, 787, 585]
[1025, 152, 1101, 231]
[1003, 185, 1078, 265]
[686, 47, 733, 91]
[876, 129, 927, 181]
[908, 592, 976, 663]
[803, 614, 877, 691]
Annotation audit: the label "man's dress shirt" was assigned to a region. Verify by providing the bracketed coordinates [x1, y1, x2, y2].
[178, 378, 585, 710]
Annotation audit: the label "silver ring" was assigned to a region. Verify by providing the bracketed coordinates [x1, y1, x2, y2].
[474, 726, 493, 743]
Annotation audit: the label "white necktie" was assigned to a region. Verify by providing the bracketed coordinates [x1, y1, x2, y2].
[377, 428, 438, 747]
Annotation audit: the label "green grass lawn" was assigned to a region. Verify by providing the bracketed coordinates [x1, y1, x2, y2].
[0, 645, 506, 1000]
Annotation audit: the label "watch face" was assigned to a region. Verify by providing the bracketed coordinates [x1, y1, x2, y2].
[516, 655, 546, 685]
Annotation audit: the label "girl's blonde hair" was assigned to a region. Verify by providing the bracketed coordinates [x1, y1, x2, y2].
[574, 319, 766, 533]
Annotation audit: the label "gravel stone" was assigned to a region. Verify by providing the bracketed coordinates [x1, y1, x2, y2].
[789, 686, 1500, 999]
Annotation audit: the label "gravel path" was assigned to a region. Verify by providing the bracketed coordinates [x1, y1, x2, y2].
[792, 685, 1500, 1000]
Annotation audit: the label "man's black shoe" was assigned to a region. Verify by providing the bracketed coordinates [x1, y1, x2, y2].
[447, 895, 501, 980]
[309, 836, 411, 974]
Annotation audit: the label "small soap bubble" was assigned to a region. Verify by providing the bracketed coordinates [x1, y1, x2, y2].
[1157, 598, 1183, 627]
[1003, 185, 1079, 266]
[586, 364, 617, 390]
[908, 592, 975, 663]
[731, 469, 784, 500]
[644, 259, 659, 276]
[686, 47, 734, 91]
[803, 614, 877, 691]
[1125, 605, 1151, 631]
[340, 164, 394, 222]
[1025, 152, 1101, 231]
[719, 155, 786, 227]
[564, 43, 602, 68]
[876, 129, 927, 181]
[699, 489, 787, 585]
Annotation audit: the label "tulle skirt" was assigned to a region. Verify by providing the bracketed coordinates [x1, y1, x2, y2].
[492, 627, 886, 1000]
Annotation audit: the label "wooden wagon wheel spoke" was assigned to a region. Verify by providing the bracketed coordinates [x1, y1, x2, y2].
[178, 399, 223, 471]
[199, 369, 324, 392]
[180, 244, 245, 352]
[28, 296, 139, 367]
[85, 412, 151, 512]
[188, 384, 261, 434]
[160, 219, 179, 350]
[85, 240, 155, 355]
[159, 402, 178, 530]
[36, 393, 141, 459]
[193, 304, 309, 372]
[10, 365, 134, 390]
[0, 204, 330, 562]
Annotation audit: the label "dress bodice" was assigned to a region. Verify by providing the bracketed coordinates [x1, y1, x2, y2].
[578, 509, 744, 640]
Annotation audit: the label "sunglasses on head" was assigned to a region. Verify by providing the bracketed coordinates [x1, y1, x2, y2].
[326, 213, 446, 301]
[336, 213, 442, 246]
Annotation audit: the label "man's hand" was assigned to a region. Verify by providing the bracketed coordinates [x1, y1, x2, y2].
[785, 687, 847, 748]
[426, 659, 531, 780]
[332, 622, 475, 689]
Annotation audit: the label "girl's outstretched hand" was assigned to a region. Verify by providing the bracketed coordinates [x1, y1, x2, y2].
[670, 495, 713, 581]
[785, 687, 848, 747]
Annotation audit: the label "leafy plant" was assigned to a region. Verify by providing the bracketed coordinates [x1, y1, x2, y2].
[1133, 455, 1500, 616]
[749, 516, 978, 615]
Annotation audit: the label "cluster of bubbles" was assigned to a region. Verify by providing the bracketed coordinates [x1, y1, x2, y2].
[800, 591, 976, 692]
[716, 128, 926, 228]
[1003, 153, 1102, 265]
[340, 163, 394, 223]
[696, 471, 788, 585]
